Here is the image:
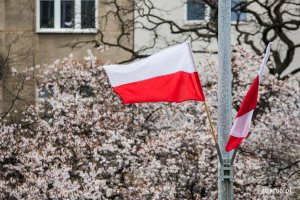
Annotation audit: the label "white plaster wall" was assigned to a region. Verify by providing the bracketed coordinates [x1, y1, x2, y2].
[134, 0, 300, 78]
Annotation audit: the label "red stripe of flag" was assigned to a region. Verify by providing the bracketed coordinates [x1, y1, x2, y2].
[236, 76, 259, 117]
[226, 136, 243, 152]
[113, 71, 205, 104]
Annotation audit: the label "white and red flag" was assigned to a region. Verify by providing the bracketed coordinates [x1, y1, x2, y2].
[225, 43, 272, 152]
[103, 42, 205, 104]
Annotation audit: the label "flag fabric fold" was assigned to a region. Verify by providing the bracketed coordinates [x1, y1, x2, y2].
[225, 43, 272, 152]
[104, 42, 205, 104]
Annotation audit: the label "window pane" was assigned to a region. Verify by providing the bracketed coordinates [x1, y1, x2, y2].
[40, 0, 54, 28]
[187, 0, 206, 20]
[61, 0, 75, 28]
[81, 0, 96, 28]
[232, 0, 246, 21]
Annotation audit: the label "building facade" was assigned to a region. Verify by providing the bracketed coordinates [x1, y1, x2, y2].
[0, 0, 134, 116]
[1, 0, 299, 117]
[134, 0, 300, 77]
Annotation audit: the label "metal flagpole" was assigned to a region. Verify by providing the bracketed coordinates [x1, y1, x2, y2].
[218, 0, 233, 199]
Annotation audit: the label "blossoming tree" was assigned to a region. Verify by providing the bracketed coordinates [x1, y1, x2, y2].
[0, 47, 299, 199]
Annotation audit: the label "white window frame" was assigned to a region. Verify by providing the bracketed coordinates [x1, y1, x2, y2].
[36, 0, 98, 33]
[184, 0, 211, 24]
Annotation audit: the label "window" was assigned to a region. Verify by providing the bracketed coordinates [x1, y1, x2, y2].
[186, 0, 210, 22]
[61, 0, 75, 28]
[185, 0, 247, 23]
[231, 0, 246, 22]
[40, 0, 54, 28]
[36, 0, 97, 33]
[81, 0, 96, 28]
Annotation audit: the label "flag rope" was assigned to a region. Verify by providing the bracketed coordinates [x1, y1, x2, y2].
[204, 101, 218, 145]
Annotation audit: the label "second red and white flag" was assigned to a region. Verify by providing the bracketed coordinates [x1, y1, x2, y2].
[225, 43, 272, 152]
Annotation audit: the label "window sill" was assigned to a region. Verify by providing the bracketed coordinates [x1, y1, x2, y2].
[185, 19, 209, 24]
[184, 20, 249, 26]
[231, 21, 248, 25]
[184, 20, 209, 27]
[36, 28, 98, 34]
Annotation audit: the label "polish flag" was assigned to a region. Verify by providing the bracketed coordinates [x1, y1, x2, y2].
[103, 42, 205, 104]
[225, 43, 272, 152]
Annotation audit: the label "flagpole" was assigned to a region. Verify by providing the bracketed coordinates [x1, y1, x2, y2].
[218, 0, 233, 199]
[203, 101, 218, 145]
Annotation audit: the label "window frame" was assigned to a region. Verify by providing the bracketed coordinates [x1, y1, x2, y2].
[36, 0, 98, 33]
[184, 0, 211, 24]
